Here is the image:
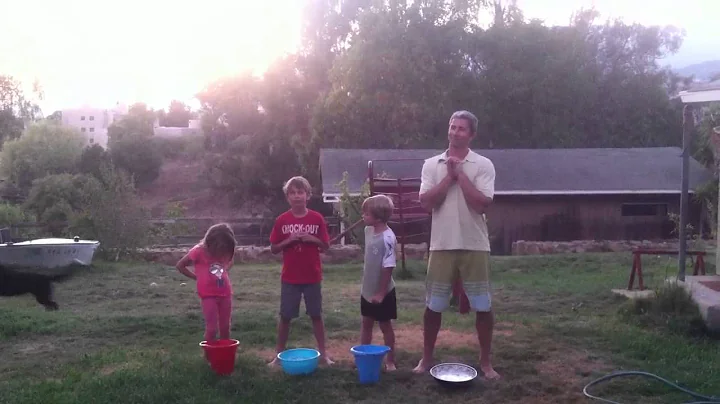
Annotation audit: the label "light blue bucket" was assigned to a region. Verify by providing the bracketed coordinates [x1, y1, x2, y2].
[350, 345, 391, 384]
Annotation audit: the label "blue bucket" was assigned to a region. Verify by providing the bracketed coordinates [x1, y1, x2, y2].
[350, 345, 391, 384]
[277, 348, 320, 375]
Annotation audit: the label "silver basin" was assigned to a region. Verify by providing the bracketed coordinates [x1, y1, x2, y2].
[430, 363, 478, 388]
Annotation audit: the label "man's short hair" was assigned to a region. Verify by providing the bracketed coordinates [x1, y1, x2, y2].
[450, 110, 478, 134]
[362, 194, 395, 223]
[282, 176, 312, 195]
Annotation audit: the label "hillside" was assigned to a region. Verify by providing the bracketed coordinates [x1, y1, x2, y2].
[137, 159, 266, 218]
[674, 60, 720, 81]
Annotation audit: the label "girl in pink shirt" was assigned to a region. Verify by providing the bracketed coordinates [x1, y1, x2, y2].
[176, 223, 236, 342]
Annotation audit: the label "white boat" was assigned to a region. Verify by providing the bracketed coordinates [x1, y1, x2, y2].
[0, 234, 100, 276]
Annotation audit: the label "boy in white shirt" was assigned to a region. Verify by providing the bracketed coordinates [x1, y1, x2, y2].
[359, 194, 398, 371]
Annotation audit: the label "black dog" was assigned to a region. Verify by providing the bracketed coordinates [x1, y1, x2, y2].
[0, 266, 68, 310]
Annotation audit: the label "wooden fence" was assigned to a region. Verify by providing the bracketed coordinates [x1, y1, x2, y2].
[148, 216, 343, 247]
[5, 216, 344, 247]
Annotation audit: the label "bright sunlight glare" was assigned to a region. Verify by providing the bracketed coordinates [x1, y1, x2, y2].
[1, 0, 717, 112]
[0, 0, 303, 111]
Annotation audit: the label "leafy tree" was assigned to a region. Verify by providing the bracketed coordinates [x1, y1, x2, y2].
[23, 173, 101, 236]
[71, 162, 152, 260]
[152, 135, 204, 160]
[109, 136, 163, 187]
[310, 3, 687, 151]
[106, 102, 162, 187]
[78, 144, 112, 181]
[312, 3, 480, 150]
[107, 102, 155, 148]
[46, 111, 62, 122]
[24, 173, 99, 220]
[194, 1, 695, 209]
[0, 75, 43, 148]
[160, 100, 192, 127]
[0, 203, 31, 228]
[0, 122, 86, 189]
[197, 72, 264, 151]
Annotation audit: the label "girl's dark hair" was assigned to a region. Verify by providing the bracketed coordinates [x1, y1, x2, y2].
[201, 223, 236, 260]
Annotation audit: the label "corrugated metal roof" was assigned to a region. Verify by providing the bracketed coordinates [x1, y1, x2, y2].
[320, 147, 714, 196]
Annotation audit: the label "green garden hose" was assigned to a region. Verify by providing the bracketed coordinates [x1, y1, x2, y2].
[583, 371, 720, 403]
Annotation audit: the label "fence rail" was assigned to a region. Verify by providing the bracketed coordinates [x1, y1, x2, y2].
[5, 216, 344, 247]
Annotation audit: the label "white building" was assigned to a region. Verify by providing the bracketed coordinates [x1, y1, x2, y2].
[152, 119, 203, 138]
[61, 103, 128, 148]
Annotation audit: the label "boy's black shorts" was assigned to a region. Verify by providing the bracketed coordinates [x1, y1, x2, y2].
[360, 288, 397, 322]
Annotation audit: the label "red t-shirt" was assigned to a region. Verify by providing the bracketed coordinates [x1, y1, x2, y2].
[269, 209, 329, 284]
[188, 244, 233, 298]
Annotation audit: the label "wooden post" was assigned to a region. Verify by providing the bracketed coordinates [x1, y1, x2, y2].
[397, 178, 407, 274]
[339, 220, 346, 246]
[694, 254, 706, 276]
[678, 104, 693, 281]
[714, 126, 720, 275]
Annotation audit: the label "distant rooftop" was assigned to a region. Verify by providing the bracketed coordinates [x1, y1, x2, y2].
[679, 79, 720, 103]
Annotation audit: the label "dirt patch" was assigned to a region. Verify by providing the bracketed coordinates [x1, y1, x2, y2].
[535, 350, 605, 385]
[15, 342, 55, 355]
[245, 347, 277, 364]
[245, 324, 518, 365]
[495, 321, 515, 337]
[338, 285, 360, 300]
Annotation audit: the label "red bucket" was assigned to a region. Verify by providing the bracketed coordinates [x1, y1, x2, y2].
[199, 339, 240, 376]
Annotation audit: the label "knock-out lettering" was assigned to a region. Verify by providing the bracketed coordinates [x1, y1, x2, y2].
[281, 224, 319, 235]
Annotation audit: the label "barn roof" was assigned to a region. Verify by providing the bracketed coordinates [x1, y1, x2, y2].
[319, 147, 714, 202]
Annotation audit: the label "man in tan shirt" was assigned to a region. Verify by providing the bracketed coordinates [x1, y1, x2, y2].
[413, 110, 499, 380]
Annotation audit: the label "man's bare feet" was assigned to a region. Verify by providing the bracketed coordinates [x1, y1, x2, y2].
[412, 358, 432, 374]
[480, 364, 501, 380]
[385, 362, 397, 372]
[267, 357, 279, 368]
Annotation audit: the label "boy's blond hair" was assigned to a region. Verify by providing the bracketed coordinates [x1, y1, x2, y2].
[282, 176, 312, 195]
[362, 195, 395, 223]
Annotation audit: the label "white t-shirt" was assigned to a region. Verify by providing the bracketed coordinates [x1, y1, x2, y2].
[361, 226, 397, 300]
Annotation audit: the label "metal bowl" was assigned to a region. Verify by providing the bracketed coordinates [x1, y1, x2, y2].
[430, 363, 478, 388]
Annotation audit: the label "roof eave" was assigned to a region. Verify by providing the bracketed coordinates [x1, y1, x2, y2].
[323, 189, 696, 202]
[679, 89, 720, 103]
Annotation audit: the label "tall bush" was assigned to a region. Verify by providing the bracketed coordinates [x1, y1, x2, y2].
[71, 163, 152, 260]
[0, 122, 86, 189]
[337, 171, 369, 246]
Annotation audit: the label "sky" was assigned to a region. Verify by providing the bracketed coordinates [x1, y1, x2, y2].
[0, 0, 718, 114]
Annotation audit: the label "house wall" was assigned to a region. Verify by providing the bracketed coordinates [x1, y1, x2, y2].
[326, 192, 705, 255]
[486, 194, 704, 255]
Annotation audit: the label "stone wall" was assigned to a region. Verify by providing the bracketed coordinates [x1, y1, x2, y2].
[139, 240, 714, 264]
[139, 243, 429, 266]
[511, 239, 715, 256]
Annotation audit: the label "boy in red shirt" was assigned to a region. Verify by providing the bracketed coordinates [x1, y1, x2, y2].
[268, 176, 334, 366]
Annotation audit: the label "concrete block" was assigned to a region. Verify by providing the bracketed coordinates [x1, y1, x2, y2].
[678, 275, 720, 332]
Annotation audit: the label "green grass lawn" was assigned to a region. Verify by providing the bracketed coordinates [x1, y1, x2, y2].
[1, 253, 718, 404]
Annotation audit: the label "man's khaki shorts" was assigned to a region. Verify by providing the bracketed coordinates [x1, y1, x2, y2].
[425, 250, 491, 313]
